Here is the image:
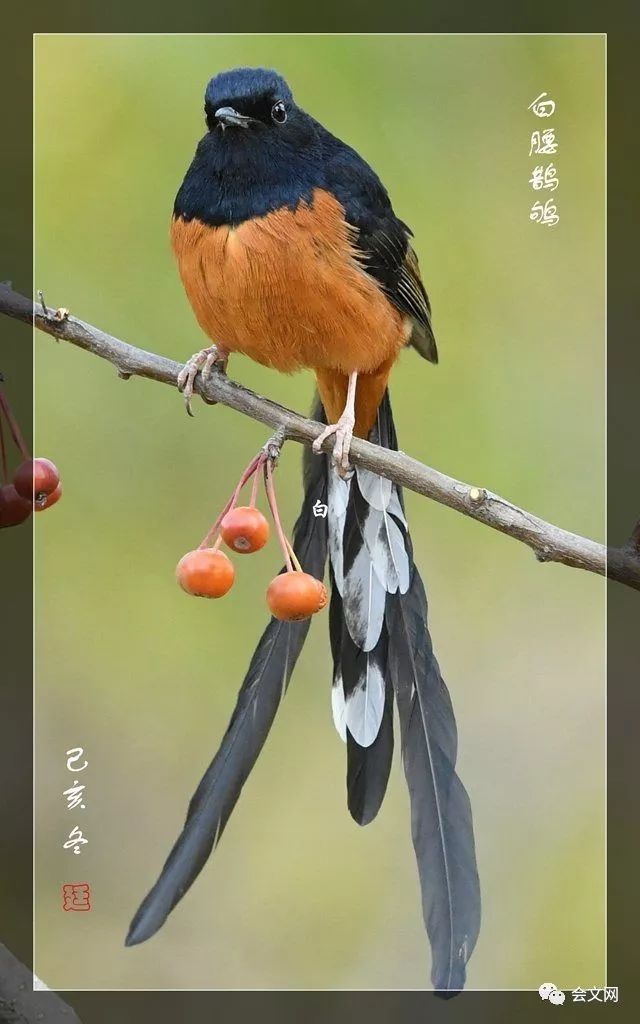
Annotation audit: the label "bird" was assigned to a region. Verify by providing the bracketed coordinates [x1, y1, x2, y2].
[126, 67, 481, 994]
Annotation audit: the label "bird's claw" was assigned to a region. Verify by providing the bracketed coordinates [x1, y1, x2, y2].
[177, 345, 228, 415]
[312, 414, 356, 477]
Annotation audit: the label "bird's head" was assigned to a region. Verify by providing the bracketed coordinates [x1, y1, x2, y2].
[203, 67, 315, 149]
[176, 67, 322, 223]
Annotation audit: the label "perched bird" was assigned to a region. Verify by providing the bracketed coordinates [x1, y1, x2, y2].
[127, 67, 480, 993]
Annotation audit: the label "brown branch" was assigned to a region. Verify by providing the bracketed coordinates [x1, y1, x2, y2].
[0, 943, 82, 1023]
[1, 283, 637, 591]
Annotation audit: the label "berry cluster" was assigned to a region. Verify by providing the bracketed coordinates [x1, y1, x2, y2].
[0, 382, 62, 529]
[176, 443, 327, 622]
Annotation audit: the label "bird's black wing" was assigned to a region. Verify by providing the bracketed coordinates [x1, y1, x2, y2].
[322, 134, 437, 363]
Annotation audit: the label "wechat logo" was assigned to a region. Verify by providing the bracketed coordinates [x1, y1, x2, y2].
[539, 983, 565, 1005]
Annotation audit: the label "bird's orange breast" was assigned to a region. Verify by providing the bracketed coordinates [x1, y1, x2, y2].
[170, 188, 406, 377]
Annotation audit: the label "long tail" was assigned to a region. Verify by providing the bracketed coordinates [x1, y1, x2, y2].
[125, 432, 329, 947]
[328, 391, 481, 993]
[126, 391, 481, 993]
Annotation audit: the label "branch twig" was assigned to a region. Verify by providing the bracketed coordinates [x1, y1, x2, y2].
[1, 283, 637, 591]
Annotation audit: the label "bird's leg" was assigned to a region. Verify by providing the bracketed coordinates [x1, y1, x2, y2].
[177, 343, 230, 416]
[312, 371, 358, 475]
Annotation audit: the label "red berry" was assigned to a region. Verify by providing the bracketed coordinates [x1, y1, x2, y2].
[176, 549, 235, 598]
[220, 506, 270, 554]
[266, 571, 328, 621]
[35, 482, 63, 511]
[14, 458, 60, 502]
[0, 484, 32, 528]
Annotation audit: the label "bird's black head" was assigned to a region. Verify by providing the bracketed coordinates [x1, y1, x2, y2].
[176, 67, 324, 226]
[204, 67, 294, 131]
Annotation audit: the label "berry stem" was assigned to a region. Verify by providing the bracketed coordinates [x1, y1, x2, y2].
[249, 462, 261, 508]
[264, 457, 293, 573]
[0, 413, 8, 484]
[284, 534, 303, 574]
[0, 388, 30, 461]
[198, 452, 263, 549]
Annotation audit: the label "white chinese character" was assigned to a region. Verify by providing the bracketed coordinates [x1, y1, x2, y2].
[530, 199, 560, 227]
[63, 825, 88, 855]
[529, 92, 556, 117]
[312, 499, 328, 519]
[66, 747, 88, 772]
[529, 164, 559, 192]
[588, 989, 603, 1002]
[603, 987, 618, 1003]
[530, 129, 558, 155]
[571, 988, 587, 1002]
[63, 780, 86, 811]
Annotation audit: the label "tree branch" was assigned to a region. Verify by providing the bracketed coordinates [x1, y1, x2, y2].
[1, 283, 637, 591]
[0, 943, 82, 1023]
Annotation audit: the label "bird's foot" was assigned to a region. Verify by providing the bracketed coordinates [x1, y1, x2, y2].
[312, 411, 356, 476]
[177, 344, 229, 416]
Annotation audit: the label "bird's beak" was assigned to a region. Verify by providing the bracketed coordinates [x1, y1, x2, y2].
[214, 106, 253, 129]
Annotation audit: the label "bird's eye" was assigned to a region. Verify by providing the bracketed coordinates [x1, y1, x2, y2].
[271, 101, 287, 124]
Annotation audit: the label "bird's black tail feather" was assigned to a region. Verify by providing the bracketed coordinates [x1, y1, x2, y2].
[327, 391, 481, 992]
[125, 429, 328, 947]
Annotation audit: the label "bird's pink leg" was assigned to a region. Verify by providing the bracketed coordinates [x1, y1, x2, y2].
[177, 344, 230, 415]
[312, 371, 358, 475]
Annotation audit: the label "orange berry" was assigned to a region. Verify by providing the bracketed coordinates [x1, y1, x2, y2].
[176, 549, 235, 598]
[266, 571, 328, 621]
[35, 482, 62, 511]
[220, 506, 270, 554]
[0, 484, 32, 528]
[14, 458, 60, 502]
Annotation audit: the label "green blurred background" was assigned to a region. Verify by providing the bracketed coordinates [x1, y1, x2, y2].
[34, 34, 605, 990]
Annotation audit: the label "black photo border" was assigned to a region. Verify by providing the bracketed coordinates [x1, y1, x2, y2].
[2, 6, 637, 1022]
